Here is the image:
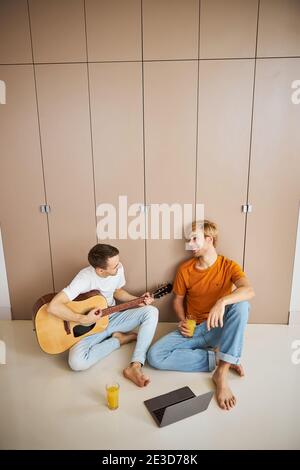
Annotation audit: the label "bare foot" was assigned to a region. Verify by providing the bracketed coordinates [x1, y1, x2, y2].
[112, 331, 137, 346]
[123, 362, 150, 387]
[212, 366, 236, 411]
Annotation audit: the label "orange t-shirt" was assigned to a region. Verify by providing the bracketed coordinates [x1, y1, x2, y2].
[173, 255, 246, 324]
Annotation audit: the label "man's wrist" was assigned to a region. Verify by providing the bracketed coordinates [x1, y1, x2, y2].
[177, 315, 186, 323]
[217, 298, 227, 307]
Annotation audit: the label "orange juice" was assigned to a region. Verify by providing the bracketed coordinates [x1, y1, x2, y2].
[186, 319, 196, 337]
[106, 383, 119, 410]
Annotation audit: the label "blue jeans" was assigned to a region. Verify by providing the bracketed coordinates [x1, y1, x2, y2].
[68, 305, 159, 371]
[147, 301, 249, 372]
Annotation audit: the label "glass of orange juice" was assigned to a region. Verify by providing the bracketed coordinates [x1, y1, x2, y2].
[106, 383, 119, 410]
[186, 318, 196, 337]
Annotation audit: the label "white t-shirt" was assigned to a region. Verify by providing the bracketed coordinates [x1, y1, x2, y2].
[63, 264, 126, 306]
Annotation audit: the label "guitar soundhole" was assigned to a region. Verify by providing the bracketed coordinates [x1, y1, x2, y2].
[73, 323, 96, 338]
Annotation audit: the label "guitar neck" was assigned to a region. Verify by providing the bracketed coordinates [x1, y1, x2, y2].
[101, 296, 146, 317]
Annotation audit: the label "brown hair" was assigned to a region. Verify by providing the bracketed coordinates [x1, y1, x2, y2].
[192, 219, 218, 247]
[88, 244, 119, 269]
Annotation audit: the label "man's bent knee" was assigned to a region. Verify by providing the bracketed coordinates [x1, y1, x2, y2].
[68, 354, 88, 372]
[236, 300, 249, 320]
[143, 305, 159, 322]
[147, 342, 163, 369]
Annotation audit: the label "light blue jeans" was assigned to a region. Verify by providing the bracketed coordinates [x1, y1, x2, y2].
[147, 301, 249, 372]
[68, 305, 159, 371]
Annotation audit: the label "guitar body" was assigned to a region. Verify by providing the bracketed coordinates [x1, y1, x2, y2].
[33, 290, 109, 354]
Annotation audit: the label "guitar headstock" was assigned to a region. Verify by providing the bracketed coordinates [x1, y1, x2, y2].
[152, 283, 173, 299]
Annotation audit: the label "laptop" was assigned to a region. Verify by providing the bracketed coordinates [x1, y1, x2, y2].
[144, 386, 214, 427]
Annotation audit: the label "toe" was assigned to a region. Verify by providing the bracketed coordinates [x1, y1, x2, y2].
[219, 399, 226, 410]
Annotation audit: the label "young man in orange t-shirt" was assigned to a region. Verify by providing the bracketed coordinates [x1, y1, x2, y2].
[147, 220, 255, 411]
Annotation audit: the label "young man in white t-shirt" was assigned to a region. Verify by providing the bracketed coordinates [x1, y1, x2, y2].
[47, 244, 159, 387]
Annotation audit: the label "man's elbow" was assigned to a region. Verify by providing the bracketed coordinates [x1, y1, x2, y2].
[47, 302, 58, 316]
[248, 287, 255, 299]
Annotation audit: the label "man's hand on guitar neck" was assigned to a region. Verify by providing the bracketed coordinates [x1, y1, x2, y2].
[138, 292, 154, 307]
[80, 307, 102, 325]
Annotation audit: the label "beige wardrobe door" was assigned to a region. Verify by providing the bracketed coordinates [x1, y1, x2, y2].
[144, 61, 198, 321]
[257, 0, 300, 57]
[28, 0, 86, 63]
[200, 0, 259, 59]
[35, 64, 96, 292]
[0, 66, 53, 319]
[89, 62, 146, 294]
[0, 0, 32, 64]
[197, 60, 254, 266]
[85, 0, 141, 61]
[245, 59, 300, 324]
[142, 0, 199, 60]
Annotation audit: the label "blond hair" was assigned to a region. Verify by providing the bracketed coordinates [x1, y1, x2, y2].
[191, 219, 218, 247]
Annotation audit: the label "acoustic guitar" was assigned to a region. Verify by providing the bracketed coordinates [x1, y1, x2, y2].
[33, 284, 172, 355]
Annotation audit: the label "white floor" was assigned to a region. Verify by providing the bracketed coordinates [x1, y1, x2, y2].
[0, 320, 299, 450]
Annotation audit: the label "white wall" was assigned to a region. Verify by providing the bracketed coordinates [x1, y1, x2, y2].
[0, 228, 11, 319]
